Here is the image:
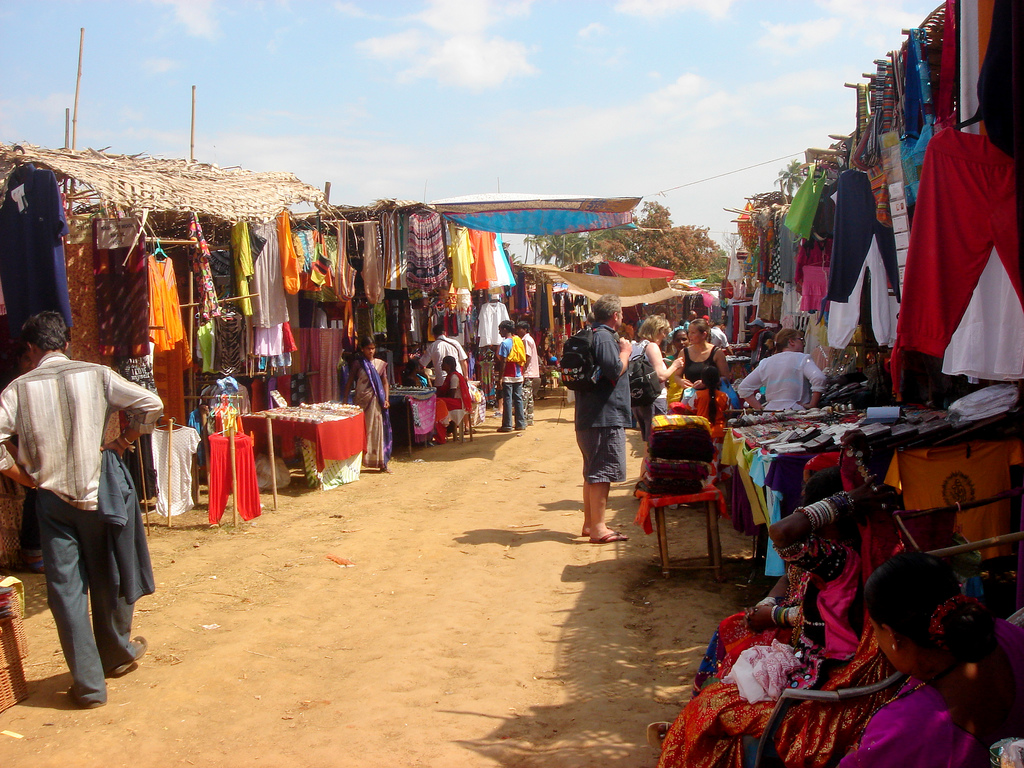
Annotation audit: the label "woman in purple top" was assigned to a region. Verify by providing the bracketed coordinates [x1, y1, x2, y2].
[840, 552, 1024, 767]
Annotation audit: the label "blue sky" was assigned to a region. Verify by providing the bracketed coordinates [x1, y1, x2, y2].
[0, 0, 938, 254]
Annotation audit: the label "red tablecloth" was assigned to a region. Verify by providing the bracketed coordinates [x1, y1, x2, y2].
[241, 412, 364, 472]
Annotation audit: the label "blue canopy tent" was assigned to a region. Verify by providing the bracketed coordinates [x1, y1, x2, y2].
[429, 193, 641, 235]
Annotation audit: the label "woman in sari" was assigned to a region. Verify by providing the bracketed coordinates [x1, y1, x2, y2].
[654, 467, 898, 768]
[839, 552, 1024, 767]
[343, 335, 392, 473]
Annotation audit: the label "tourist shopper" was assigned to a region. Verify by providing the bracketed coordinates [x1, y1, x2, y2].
[516, 321, 540, 427]
[496, 320, 526, 433]
[679, 319, 730, 389]
[576, 294, 632, 544]
[0, 311, 162, 708]
[736, 328, 826, 411]
[343, 335, 392, 472]
[631, 315, 683, 442]
[419, 322, 469, 380]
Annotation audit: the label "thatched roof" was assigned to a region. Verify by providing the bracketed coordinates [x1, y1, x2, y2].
[0, 142, 325, 222]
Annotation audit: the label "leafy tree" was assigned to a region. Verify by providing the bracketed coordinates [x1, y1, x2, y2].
[777, 158, 806, 201]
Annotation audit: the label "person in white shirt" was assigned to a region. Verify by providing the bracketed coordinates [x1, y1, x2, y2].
[419, 323, 468, 381]
[736, 328, 826, 411]
[709, 322, 731, 352]
[516, 321, 540, 426]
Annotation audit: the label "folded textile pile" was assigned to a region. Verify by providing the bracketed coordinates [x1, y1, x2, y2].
[643, 415, 714, 494]
[0, 585, 14, 620]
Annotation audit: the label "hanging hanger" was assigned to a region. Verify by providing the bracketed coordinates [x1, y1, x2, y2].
[152, 237, 169, 261]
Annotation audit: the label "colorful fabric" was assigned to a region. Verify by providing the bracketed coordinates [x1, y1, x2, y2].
[207, 433, 261, 524]
[352, 357, 391, 469]
[633, 485, 726, 535]
[230, 222, 254, 316]
[299, 438, 361, 490]
[277, 212, 300, 295]
[406, 210, 449, 291]
[188, 213, 220, 321]
[93, 218, 149, 357]
[651, 414, 711, 433]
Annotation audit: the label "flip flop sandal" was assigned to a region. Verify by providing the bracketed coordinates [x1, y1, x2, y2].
[589, 531, 629, 544]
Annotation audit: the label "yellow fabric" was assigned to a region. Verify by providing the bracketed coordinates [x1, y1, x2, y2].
[885, 439, 1024, 559]
[651, 414, 711, 433]
[278, 211, 300, 294]
[448, 223, 473, 290]
[507, 335, 527, 364]
[230, 222, 254, 316]
[721, 429, 745, 467]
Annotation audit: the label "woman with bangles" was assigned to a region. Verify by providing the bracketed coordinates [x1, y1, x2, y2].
[653, 460, 900, 768]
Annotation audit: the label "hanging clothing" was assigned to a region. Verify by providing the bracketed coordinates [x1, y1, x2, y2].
[277, 212, 300, 295]
[468, 229, 498, 289]
[335, 222, 356, 299]
[207, 432, 261, 524]
[406, 211, 449, 292]
[250, 220, 288, 328]
[361, 222, 384, 304]
[93, 218, 149, 357]
[784, 169, 826, 240]
[149, 255, 191, 424]
[826, 240, 900, 349]
[214, 305, 246, 376]
[188, 214, 220, 322]
[0, 163, 72, 334]
[942, 248, 1024, 380]
[893, 129, 1019, 381]
[381, 211, 405, 291]
[151, 425, 201, 517]
[477, 301, 510, 346]
[448, 224, 473, 290]
[230, 222, 254, 316]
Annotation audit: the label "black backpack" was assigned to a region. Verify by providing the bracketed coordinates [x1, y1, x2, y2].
[628, 342, 660, 407]
[560, 328, 597, 391]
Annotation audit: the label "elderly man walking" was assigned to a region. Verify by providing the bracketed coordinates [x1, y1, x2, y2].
[575, 294, 632, 544]
[0, 311, 163, 708]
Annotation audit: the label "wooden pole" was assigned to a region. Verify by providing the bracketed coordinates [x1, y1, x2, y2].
[190, 85, 196, 162]
[166, 419, 174, 528]
[324, 181, 331, 205]
[137, 441, 151, 536]
[266, 414, 278, 511]
[64, 108, 70, 149]
[72, 28, 84, 150]
[229, 422, 239, 527]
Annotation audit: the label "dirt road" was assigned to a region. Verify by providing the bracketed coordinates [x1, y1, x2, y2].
[1, 399, 758, 767]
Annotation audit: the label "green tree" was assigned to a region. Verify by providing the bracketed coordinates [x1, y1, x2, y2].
[524, 232, 591, 267]
[777, 158, 806, 201]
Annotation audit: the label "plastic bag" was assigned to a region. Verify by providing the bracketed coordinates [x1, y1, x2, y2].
[947, 384, 1019, 426]
[255, 454, 291, 492]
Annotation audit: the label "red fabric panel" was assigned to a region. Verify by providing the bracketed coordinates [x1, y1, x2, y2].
[603, 261, 675, 279]
[208, 433, 262, 524]
[240, 412, 365, 471]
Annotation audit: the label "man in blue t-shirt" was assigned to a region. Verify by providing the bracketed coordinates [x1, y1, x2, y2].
[496, 320, 525, 432]
[575, 294, 632, 543]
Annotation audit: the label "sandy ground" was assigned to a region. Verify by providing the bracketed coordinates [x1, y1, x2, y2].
[0, 398, 762, 768]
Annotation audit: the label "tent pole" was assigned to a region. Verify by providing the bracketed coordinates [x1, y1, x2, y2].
[72, 28, 84, 150]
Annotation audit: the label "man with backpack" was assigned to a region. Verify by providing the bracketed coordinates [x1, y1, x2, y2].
[573, 294, 632, 543]
[496, 320, 527, 433]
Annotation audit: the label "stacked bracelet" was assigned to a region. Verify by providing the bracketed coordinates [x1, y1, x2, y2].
[755, 596, 779, 609]
[771, 605, 799, 627]
[775, 540, 805, 559]
[830, 491, 853, 514]
[800, 499, 839, 530]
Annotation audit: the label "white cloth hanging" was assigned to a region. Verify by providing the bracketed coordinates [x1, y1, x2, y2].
[827, 237, 899, 348]
[942, 248, 1024, 380]
[151, 425, 202, 517]
[477, 301, 510, 346]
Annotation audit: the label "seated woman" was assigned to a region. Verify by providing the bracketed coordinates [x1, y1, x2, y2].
[401, 358, 430, 388]
[433, 356, 472, 444]
[839, 552, 1024, 767]
[736, 328, 826, 411]
[655, 467, 898, 768]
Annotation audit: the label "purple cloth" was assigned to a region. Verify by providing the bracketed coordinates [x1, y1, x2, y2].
[765, 454, 813, 520]
[839, 620, 1024, 768]
[363, 358, 392, 465]
[731, 470, 759, 536]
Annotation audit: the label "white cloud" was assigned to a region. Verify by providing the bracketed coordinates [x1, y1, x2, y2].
[757, 18, 842, 54]
[143, 57, 180, 74]
[334, 2, 373, 19]
[403, 35, 536, 89]
[356, 0, 537, 89]
[153, 0, 218, 40]
[645, 72, 706, 115]
[578, 22, 607, 38]
[614, 0, 736, 20]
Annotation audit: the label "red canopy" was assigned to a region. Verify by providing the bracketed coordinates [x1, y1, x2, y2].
[601, 261, 675, 280]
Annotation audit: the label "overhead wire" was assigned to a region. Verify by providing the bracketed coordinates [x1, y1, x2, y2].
[644, 152, 803, 198]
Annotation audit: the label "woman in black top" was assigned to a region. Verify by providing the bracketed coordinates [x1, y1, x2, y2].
[680, 318, 730, 389]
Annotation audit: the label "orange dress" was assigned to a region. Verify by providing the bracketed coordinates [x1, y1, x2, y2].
[148, 256, 191, 424]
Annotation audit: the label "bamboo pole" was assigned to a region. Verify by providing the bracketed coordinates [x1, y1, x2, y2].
[137, 440, 151, 536]
[64, 108, 70, 150]
[266, 414, 278, 511]
[190, 85, 196, 162]
[166, 419, 174, 528]
[72, 28, 84, 150]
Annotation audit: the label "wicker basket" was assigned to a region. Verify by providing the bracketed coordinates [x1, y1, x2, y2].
[0, 614, 28, 713]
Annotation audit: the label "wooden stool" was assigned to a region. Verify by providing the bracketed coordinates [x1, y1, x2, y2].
[634, 486, 725, 581]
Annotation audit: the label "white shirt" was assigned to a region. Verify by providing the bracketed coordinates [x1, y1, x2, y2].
[522, 333, 540, 379]
[710, 326, 730, 349]
[420, 334, 467, 374]
[736, 350, 826, 411]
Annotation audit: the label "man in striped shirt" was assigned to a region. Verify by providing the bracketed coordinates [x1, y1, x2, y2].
[0, 311, 163, 708]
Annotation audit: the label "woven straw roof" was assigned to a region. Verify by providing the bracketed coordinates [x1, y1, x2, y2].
[0, 142, 325, 222]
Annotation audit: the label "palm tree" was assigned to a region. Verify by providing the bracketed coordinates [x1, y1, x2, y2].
[777, 159, 806, 201]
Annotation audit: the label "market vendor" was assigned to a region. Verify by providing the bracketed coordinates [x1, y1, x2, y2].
[736, 328, 826, 411]
[433, 355, 472, 443]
